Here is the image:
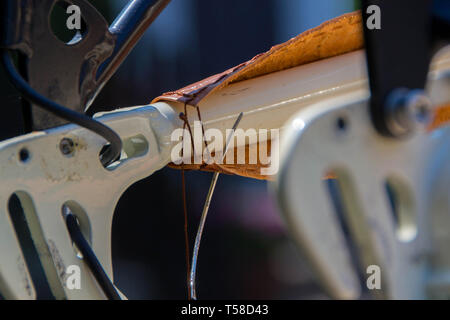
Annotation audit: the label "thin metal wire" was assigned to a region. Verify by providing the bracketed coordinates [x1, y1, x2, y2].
[181, 169, 191, 300]
[189, 112, 244, 300]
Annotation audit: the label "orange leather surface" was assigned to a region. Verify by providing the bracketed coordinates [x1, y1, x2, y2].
[168, 141, 274, 180]
[428, 103, 450, 131]
[152, 11, 364, 107]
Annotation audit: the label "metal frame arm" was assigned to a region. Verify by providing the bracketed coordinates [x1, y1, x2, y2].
[1, 0, 171, 130]
[91, 0, 171, 109]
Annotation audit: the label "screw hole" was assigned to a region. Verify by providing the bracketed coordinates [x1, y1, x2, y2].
[19, 148, 31, 163]
[60, 138, 75, 157]
[336, 116, 348, 132]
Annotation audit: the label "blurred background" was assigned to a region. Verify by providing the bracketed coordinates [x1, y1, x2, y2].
[0, 0, 360, 299]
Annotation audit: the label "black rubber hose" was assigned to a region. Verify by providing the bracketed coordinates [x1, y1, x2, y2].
[64, 213, 121, 300]
[1, 50, 122, 166]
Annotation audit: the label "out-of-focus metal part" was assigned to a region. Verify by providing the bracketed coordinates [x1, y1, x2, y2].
[426, 125, 450, 298]
[362, 0, 450, 138]
[361, 0, 433, 138]
[0, 103, 180, 299]
[275, 46, 450, 299]
[2, 0, 170, 130]
[384, 89, 433, 137]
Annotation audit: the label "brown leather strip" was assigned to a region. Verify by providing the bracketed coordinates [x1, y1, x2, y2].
[169, 141, 274, 180]
[152, 10, 364, 107]
[171, 163, 271, 180]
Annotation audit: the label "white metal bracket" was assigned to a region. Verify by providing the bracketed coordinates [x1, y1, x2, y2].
[275, 68, 450, 299]
[0, 103, 180, 299]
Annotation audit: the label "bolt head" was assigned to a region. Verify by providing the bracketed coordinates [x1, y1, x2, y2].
[385, 88, 432, 137]
[406, 90, 432, 124]
[60, 138, 75, 157]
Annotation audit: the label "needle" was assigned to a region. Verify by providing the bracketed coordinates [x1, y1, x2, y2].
[189, 112, 244, 300]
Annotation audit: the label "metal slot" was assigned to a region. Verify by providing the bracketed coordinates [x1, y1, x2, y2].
[384, 177, 417, 242]
[8, 192, 66, 300]
[104, 134, 149, 170]
[324, 171, 386, 299]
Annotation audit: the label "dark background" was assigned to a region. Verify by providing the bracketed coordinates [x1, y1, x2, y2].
[0, 0, 357, 299]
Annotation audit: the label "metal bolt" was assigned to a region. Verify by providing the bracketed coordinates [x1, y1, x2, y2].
[385, 88, 432, 137]
[60, 138, 75, 157]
